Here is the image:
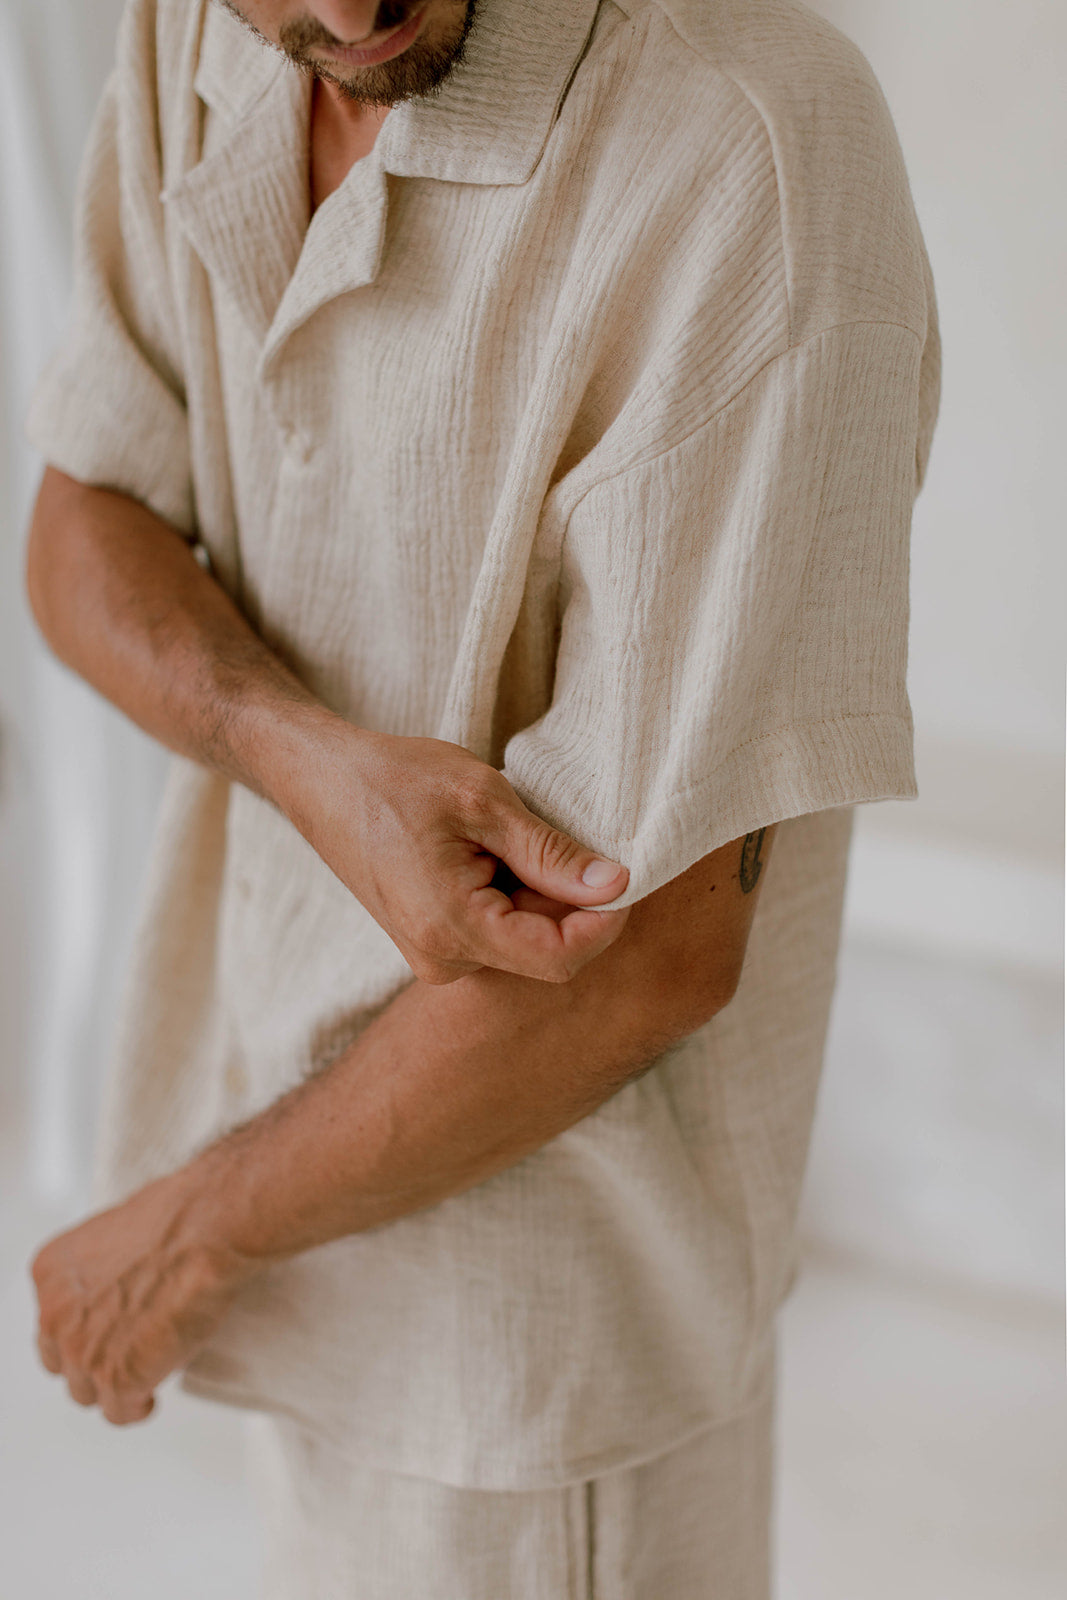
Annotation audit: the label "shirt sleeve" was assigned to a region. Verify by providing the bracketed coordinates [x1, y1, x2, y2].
[501, 319, 925, 908]
[24, 19, 195, 536]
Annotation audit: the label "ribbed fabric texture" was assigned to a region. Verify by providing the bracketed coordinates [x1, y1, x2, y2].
[25, 0, 939, 1488]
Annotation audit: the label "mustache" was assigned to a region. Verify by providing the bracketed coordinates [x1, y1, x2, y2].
[280, 2, 423, 51]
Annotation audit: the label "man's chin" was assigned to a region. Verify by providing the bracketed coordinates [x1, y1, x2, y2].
[289, 2, 480, 109]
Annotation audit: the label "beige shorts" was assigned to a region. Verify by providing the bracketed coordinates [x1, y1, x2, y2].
[246, 1396, 774, 1600]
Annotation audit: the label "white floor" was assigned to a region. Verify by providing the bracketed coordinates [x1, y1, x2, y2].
[776, 1249, 1065, 1600]
[2, 934, 1064, 1598]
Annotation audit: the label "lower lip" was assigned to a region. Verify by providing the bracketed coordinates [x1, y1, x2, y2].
[320, 6, 428, 67]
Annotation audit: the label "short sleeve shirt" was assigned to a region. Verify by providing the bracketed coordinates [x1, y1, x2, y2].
[26, 0, 940, 1489]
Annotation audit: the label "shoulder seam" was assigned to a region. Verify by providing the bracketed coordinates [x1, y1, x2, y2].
[651, 4, 794, 343]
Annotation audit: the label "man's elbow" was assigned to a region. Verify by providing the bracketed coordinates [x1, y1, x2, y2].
[595, 963, 741, 1097]
[669, 956, 745, 1039]
[25, 474, 56, 640]
[25, 466, 83, 646]
[628, 948, 746, 1058]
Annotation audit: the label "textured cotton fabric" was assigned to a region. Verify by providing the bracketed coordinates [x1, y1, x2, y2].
[247, 1397, 774, 1600]
[26, 0, 939, 1488]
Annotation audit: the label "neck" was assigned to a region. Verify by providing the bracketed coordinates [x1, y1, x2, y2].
[315, 75, 395, 131]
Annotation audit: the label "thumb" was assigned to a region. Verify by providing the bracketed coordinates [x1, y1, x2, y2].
[481, 794, 629, 907]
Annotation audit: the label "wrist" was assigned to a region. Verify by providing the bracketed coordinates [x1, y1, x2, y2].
[173, 1131, 310, 1271]
[141, 1166, 264, 1295]
[250, 696, 381, 839]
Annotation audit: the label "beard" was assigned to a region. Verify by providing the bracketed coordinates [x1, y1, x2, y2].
[216, 2, 482, 108]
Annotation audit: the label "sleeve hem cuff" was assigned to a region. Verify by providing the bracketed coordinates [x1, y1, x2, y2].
[512, 711, 917, 908]
[25, 372, 195, 536]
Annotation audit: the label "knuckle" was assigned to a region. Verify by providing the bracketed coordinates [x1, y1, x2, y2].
[534, 829, 581, 876]
[454, 770, 503, 831]
[413, 958, 457, 986]
[407, 936, 465, 985]
[101, 1357, 136, 1395]
[412, 918, 458, 966]
[416, 939, 483, 984]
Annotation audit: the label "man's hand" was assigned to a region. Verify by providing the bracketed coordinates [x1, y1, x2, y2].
[31, 1175, 256, 1427]
[278, 719, 630, 985]
[26, 468, 628, 987]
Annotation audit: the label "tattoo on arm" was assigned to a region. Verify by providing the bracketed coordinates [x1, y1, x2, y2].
[739, 829, 766, 894]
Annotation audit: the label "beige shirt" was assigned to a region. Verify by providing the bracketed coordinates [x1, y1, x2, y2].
[27, 0, 939, 1489]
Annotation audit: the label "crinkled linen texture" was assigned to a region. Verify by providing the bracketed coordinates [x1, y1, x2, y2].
[26, 0, 939, 1489]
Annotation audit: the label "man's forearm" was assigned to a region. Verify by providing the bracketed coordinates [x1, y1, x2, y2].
[182, 960, 671, 1262]
[25, 467, 335, 810]
[178, 862, 739, 1265]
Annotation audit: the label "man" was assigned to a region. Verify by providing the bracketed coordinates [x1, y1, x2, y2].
[25, 0, 939, 1594]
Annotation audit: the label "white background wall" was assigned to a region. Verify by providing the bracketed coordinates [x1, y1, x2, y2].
[0, 0, 167, 1195]
[802, 0, 1064, 1302]
[0, 1, 1063, 1595]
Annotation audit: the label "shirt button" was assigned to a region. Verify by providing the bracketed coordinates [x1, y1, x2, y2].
[283, 424, 314, 463]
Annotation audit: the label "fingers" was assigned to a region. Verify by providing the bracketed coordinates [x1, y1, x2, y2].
[66, 1369, 99, 1407]
[99, 1390, 156, 1427]
[405, 888, 632, 986]
[507, 886, 571, 920]
[35, 1310, 99, 1404]
[474, 795, 629, 910]
[465, 888, 631, 983]
[555, 905, 633, 973]
[36, 1325, 156, 1425]
[37, 1330, 62, 1374]
[54, 1363, 155, 1425]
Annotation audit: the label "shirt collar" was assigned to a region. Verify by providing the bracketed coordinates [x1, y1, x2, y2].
[194, 0, 603, 187]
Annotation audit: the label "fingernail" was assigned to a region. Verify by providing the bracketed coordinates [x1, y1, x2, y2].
[581, 858, 621, 887]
